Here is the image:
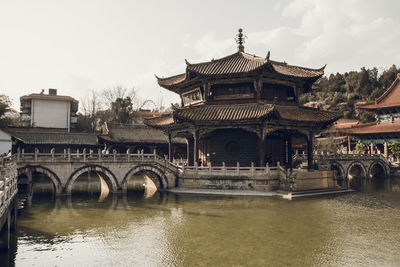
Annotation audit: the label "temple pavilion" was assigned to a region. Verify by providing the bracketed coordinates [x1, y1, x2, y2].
[354, 73, 400, 159]
[145, 29, 340, 169]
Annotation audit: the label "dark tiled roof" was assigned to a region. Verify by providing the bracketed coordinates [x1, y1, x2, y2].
[186, 52, 266, 75]
[274, 106, 341, 123]
[175, 103, 274, 121]
[12, 132, 98, 145]
[145, 103, 340, 127]
[103, 124, 185, 144]
[144, 114, 175, 128]
[157, 52, 325, 89]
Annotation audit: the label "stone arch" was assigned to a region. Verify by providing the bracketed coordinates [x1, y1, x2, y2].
[121, 163, 169, 191]
[330, 161, 346, 186]
[65, 165, 119, 194]
[368, 160, 389, 178]
[346, 161, 367, 179]
[18, 165, 62, 195]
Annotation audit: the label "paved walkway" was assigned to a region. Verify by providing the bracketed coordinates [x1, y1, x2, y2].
[168, 188, 353, 199]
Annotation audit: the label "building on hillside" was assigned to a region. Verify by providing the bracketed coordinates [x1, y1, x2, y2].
[145, 29, 340, 169]
[352, 73, 400, 158]
[98, 124, 187, 161]
[316, 118, 359, 153]
[20, 89, 78, 132]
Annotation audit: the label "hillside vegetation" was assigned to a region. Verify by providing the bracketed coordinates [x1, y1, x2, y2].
[299, 65, 400, 122]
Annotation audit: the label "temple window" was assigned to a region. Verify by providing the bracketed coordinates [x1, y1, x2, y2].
[182, 88, 203, 106]
[209, 82, 254, 100]
[261, 83, 295, 102]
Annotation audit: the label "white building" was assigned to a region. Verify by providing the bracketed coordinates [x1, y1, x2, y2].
[20, 89, 78, 132]
[0, 130, 12, 154]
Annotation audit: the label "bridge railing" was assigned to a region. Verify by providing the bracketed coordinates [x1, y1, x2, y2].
[294, 153, 388, 162]
[0, 161, 18, 213]
[16, 148, 181, 171]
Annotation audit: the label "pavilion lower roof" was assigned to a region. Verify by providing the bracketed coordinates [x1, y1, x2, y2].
[144, 103, 340, 127]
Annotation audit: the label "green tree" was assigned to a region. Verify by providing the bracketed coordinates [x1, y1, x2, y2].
[354, 143, 366, 154]
[389, 142, 400, 159]
[0, 95, 12, 129]
[111, 97, 133, 124]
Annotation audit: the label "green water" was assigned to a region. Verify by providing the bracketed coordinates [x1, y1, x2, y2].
[3, 178, 400, 266]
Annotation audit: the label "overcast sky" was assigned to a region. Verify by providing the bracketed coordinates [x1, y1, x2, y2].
[1, 0, 399, 110]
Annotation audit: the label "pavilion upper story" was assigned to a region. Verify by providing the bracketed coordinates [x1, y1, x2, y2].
[156, 31, 325, 108]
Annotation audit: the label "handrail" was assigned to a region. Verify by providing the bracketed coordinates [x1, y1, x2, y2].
[0, 161, 18, 214]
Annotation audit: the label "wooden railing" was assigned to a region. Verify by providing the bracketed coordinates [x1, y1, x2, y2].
[0, 161, 18, 215]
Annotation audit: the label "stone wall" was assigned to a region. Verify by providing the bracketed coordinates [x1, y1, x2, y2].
[178, 175, 280, 191]
[294, 170, 336, 191]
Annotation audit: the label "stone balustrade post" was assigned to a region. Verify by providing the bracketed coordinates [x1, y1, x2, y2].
[98, 149, 102, 162]
[34, 148, 38, 163]
[141, 150, 144, 161]
[63, 149, 66, 158]
[153, 149, 157, 161]
[251, 162, 255, 177]
[83, 148, 87, 162]
[127, 149, 131, 162]
[195, 162, 198, 174]
[266, 163, 270, 177]
[67, 148, 71, 162]
[76, 149, 80, 158]
[51, 148, 55, 162]
[113, 149, 117, 162]
[222, 162, 226, 176]
[22, 148, 25, 159]
[209, 162, 212, 175]
[237, 162, 240, 175]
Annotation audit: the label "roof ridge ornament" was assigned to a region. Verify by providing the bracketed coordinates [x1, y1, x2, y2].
[266, 51, 270, 60]
[235, 28, 247, 52]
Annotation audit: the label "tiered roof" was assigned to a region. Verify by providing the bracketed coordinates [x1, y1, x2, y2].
[358, 73, 400, 110]
[156, 51, 325, 93]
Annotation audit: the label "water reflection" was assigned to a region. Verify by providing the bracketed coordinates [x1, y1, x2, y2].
[2, 177, 400, 266]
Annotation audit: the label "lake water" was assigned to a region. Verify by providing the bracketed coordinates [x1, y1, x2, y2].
[2, 177, 400, 266]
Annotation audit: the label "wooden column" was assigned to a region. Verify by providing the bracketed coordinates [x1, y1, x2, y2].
[193, 129, 199, 166]
[307, 132, 314, 170]
[259, 129, 265, 166]
[384, 142, 388, 159]
[203, 82, 209, 103]
[187, 137, 194, 166]
[168, 132, 173, 161]
[287, 135, 292, 170]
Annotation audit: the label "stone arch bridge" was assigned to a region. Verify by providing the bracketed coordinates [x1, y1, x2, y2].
[16, 150, 179, 195]
[314, 154, 392, 181]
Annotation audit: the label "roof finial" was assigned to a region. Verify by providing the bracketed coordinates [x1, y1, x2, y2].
[235, 28, 246, 52]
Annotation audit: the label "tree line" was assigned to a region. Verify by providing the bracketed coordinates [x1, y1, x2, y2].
[299, 64, 400, 122]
